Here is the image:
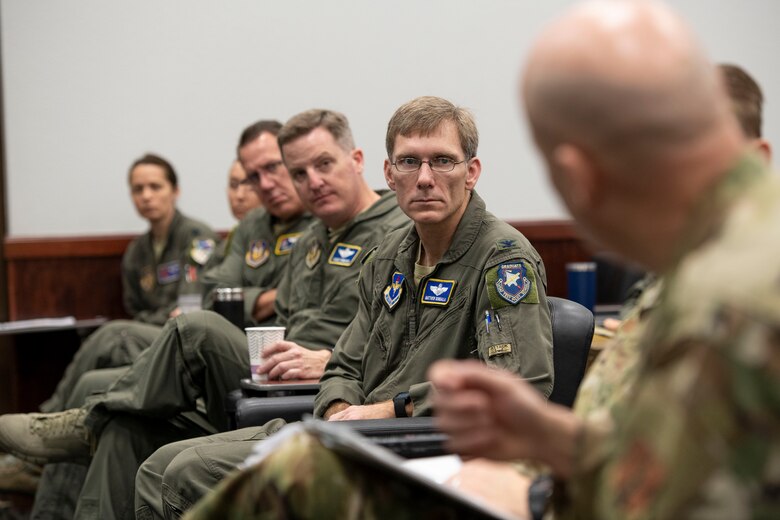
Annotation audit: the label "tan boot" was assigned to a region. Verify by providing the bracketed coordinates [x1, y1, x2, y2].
[0, 453, 41, 494]
[0, 409, 91, 465]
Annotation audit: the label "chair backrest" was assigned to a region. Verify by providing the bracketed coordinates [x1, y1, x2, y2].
[547, 296, 595, 408]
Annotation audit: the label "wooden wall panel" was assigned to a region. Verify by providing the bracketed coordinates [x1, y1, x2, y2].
[5, 235, 133, 320]
[509, 221, 593, 298]
[3, 222, 593, 319]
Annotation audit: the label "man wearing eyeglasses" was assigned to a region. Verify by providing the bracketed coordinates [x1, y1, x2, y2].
[200, 120, 312, 328]
[318, 95, 553, 422]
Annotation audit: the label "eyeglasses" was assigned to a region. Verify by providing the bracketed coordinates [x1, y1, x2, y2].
[229, 178, 255, 190]
[391, 156, 466, 173]
[245, 160, 284, 184]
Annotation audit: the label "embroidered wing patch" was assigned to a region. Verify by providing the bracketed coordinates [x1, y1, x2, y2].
[328, 243, 362, 267]
[421, 278, 456, 306]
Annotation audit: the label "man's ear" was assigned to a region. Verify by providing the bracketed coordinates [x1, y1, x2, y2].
[465, 157, 482, 190]
[383, 159, 396, 191]
[752, 138, 772, 166]
[351, 148, 365, 174]
[551, 144, 600, 212]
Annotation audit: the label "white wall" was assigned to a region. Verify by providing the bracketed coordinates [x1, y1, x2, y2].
[2, 0, 779, 237]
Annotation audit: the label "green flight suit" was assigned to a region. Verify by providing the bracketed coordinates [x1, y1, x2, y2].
[315, 190, 553, 416]
[200, 208, 313, 327]
[75, 192, 408, 520]
[137, 191, 554, 520]
[122, 209, 219, 325]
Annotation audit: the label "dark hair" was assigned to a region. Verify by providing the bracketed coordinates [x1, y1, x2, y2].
[237, 120, 283, 155]
[128, 153, 178, 188]
[719, 63, 764, 139]
[277, 109, 355, 153]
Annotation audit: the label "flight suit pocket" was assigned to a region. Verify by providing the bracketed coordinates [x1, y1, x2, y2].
[478, 308, 521, 372]
[364, 318, 391, 372]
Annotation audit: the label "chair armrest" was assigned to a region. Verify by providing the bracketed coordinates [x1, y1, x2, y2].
[340, 417, 438, 437]
[234, 395, 316, 427]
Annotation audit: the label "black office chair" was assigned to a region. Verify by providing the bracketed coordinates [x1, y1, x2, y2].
[547, 296, 594, 407]
[231, 296, 594, 429]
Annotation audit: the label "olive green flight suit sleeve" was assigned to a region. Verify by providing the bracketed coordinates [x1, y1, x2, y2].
[313, 258, 377, 416]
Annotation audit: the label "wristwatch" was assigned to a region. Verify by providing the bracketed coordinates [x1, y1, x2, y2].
[393, 391, 411, 417]
[528, 475, 553, 520]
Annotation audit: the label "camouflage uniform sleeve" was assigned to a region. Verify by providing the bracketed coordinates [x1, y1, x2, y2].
[313, 259, 377, 416]
[479, 252, 554, 397]
[560, 304, 780, 519]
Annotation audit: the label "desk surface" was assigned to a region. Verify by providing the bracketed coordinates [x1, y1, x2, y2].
[0, 317, 107, 336]
[240, 378, 320, 393]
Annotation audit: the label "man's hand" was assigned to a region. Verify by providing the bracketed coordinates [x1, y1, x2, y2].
[255, 340, 331, 380]
[252, 289, 277, 322]
[327, 401, 394, 421]
[429, 359, 581, 478]
[169, 307, 182, 318]
[446, 458, 531, 519]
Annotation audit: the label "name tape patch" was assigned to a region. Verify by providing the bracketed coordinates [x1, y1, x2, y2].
[157, 261, 181, 285]
[328, 243, 362, 267]
[421, 278, 456, 306]
[488, 343, 513, 357]
[275, 233, 302, 255]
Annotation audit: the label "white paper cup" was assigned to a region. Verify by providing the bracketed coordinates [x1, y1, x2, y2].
[245, 326, 285, 382]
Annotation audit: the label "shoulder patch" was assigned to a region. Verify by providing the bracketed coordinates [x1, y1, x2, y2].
[383, 271, 405, 311]
[245, 240, 270, 268]
[486, 260, 539, 308]
[274, 233, 302, 255]
[421, 278, 456, 306]
[190, 238, 216, 266]
[328, 243, 362, 267]
[305, 243, 322, 269]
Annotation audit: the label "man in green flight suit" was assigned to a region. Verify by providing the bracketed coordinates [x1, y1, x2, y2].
[200, 120, 313, 328]
[134, 96, 553, 519]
